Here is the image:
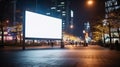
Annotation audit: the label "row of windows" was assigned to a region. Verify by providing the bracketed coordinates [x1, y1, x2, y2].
[50, 1, 67, 16]
[106, 5, 120, 13]
[105, 0, 118, 7]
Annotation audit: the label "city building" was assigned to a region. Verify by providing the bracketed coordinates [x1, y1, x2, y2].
[104, 0, 120, 43]
[16, 0, 73, 36]
[49, 0, 79, 43]
[105, 0, 120, 19]
[84, 22, 90, 33]
[0, 0, 76, 46]
[50, 0, 72, 33]
[83, 21, 91, 44]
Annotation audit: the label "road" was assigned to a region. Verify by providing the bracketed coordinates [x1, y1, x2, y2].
[0, 45, 120, 67]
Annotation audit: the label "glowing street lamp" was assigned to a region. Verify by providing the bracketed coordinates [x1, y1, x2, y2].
[86, 0, 94, 7]
[83, 30, 86, 34]
[87, 0, 94, 6]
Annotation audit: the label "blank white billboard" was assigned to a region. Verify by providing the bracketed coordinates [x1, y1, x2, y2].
[25, 11, 62, 39]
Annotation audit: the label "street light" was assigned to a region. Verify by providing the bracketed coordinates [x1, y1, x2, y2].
[83, 30, 85, 34]
[87, 0, 94, 6]
[70, 24, 74, 29]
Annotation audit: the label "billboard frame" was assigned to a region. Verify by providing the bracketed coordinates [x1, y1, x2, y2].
[22, 10, 64, 49]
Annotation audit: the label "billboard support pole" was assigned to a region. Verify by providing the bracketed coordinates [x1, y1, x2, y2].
[61, 39, 64, 48]
[22, 11, 25, 50]
[61, 28, 64, 48]
[22, 34, 25, 50]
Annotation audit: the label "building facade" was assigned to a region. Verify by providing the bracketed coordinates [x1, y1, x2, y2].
[104, 0, 120, 43]
[0, 0, 73, 46]
[50, 0, 72, 33]
[105, 0, 120, 19]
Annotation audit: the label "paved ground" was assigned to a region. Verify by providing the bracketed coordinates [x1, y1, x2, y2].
[0, 45, 120, 67]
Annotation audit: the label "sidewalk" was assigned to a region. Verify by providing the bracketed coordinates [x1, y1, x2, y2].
[0, 45, 62, 51]
[0, 45, 108, 51]
[0, 45, 120, 67]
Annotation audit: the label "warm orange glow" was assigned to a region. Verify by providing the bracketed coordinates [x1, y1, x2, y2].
[67, 45, 74, 49]
[87, 0, 94, 6]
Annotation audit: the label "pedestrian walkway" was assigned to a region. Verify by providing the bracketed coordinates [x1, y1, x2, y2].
[0, 44, 113, 51]
[0, 45, 120, 67]
[0, 45, 61, 51]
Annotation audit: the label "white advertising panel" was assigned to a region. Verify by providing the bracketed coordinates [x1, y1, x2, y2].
[25, 11, 62, 39]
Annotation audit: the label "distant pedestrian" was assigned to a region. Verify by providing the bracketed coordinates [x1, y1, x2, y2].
[75, 41, 78, 46]
[85, 38, 89, 46]
[115, 40, 119, 50]
[51, 41, 54, 47]
[79, 41, 82, 46]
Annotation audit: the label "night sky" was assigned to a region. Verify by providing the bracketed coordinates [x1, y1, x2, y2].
[71, 0, 105, 37]
[0, 0, 105, 37]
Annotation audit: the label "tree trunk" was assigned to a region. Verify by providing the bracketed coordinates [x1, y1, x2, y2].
[0, 22, 4, 47]
[109, 23, 112, 45]
[117, 27, 120, 42]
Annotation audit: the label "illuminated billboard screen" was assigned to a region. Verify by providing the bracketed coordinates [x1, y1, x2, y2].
[25, 11, 62, 39]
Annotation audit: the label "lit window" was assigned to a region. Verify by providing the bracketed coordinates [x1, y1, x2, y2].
[114, 1, 118, 5]
[51, 7, 56, 9]
[61, 2, 65, 4]
[62, 11, 66, 13]
[46, 13, 50, 15]
[71, 10, 73, 17]
[115, 6, 120, 10]
[57, 10, 61, 12]
[62, 14, 66, 16]
[58, 5, 63, 7]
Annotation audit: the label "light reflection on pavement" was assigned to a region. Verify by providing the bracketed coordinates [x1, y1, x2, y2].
[0, 45, 120, 67]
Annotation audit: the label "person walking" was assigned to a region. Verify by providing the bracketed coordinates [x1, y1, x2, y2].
[51, 41, 54, 47]
[115, 40, 119, 50]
